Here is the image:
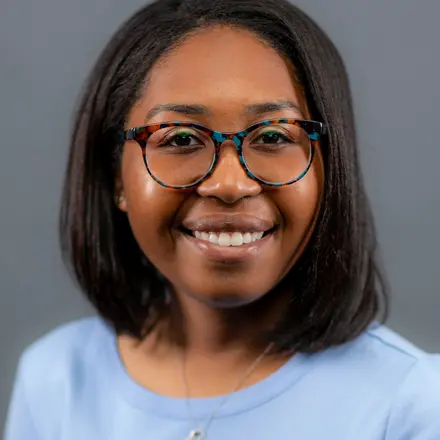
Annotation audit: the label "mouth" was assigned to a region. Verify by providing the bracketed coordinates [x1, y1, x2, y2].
[180, 227, 277, 247]
[178, 214, 278, 261]
[179, 226, 277, 263]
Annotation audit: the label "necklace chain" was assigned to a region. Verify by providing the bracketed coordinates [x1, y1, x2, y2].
[181, 342, 274, 440]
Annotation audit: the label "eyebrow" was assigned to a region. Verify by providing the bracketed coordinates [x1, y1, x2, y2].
[245, 100, 302, 116]
[144, 99, 302, 122]
[145, 104, 211, 121]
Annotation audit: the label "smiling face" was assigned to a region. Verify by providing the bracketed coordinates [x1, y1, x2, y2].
[119, 26, 324, 307]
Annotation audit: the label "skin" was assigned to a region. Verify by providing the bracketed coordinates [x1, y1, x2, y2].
[116, 26, 325, 397]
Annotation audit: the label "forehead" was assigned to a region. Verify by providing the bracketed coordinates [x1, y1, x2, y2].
[141, 26, 304, 118]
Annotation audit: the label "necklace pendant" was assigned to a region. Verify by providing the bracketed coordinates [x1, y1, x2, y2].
[187, 429, 204, 440]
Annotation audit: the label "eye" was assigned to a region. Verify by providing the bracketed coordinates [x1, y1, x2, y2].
[160, 131, 205, 148]
[252, 129, 294, 145]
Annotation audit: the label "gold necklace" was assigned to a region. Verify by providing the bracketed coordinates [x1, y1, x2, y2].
[181, 342, 274, 440]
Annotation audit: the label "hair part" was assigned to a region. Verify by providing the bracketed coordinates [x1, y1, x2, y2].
[60, 0, 388, 353]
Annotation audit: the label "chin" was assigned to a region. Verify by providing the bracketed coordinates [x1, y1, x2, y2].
[184, 280, 272, 309]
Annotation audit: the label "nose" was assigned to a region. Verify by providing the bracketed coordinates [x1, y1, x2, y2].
[196, 141, 262, 203]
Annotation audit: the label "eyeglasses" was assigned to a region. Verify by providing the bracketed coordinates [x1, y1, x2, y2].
[122, 118, 326, 189]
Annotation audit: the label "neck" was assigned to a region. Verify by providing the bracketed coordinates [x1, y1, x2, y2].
[162, 286, 287, 359]
[117, 285, 292, 399]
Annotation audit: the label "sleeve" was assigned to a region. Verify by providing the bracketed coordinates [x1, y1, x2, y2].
[4, 355, 40, 440]
[385, 355, 440, 440]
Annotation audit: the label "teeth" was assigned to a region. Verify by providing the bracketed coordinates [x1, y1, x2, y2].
[252, 232, 264, 241]
[230, 232, 243, 246]
[201, 232, 209, 240]
[193, 231, 266, 246]
[218, 232, 230, 246]
[243, 232, 252, 244]
[209, 232, 219, 244]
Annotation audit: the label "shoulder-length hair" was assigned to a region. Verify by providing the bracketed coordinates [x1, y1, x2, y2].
[60, 0, 388, 353]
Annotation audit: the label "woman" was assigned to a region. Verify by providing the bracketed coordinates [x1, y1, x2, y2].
[5, 0, 440, 439]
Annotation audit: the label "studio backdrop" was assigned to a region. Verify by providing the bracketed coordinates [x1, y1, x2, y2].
[1, 0, 439, 429]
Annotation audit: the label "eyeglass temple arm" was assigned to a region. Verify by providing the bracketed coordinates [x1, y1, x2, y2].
[123, 129, 135, 141]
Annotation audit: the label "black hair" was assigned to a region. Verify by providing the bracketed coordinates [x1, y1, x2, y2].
[60, 0, 388, 353]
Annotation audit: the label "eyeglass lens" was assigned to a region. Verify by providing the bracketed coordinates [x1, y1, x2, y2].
[144, 123, 312, 187]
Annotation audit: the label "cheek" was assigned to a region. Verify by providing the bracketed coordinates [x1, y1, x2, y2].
[120, 145, 183, 256]
[276, 158, 323, 236]
[271, 160, 323, 275]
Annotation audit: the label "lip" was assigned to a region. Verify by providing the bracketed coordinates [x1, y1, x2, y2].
[180, 228, 277, 263]
[181, 214, 275, 234]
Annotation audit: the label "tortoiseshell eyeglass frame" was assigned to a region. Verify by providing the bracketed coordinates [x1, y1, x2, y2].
[122, 118, 327, 189]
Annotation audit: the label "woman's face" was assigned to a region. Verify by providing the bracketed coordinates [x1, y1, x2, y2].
[120, 26, 324, 306]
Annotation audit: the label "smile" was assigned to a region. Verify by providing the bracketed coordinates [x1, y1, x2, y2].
[192, 231, 266, 247]
[179, 226, 277, 263]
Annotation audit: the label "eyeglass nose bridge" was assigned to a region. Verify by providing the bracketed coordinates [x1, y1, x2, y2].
[206, 130, 257, 182]
[211, 130, 247, 150]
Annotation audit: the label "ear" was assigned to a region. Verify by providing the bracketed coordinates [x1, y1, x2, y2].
[114, 179, 128, 212]
[116, 193, 127, 212]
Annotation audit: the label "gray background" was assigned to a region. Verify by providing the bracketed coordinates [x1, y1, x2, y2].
[1, 0, 439, 429]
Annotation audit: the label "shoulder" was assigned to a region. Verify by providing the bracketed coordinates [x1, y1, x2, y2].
[325, 323, 440, 380]
[6, 316, 113, 438]
[19, 315, 105, 375]
[360, 324, 440, 439]
[311, 325, 440, 438]
[16, 316, 111, 406]
[364, 324, 440, 383]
